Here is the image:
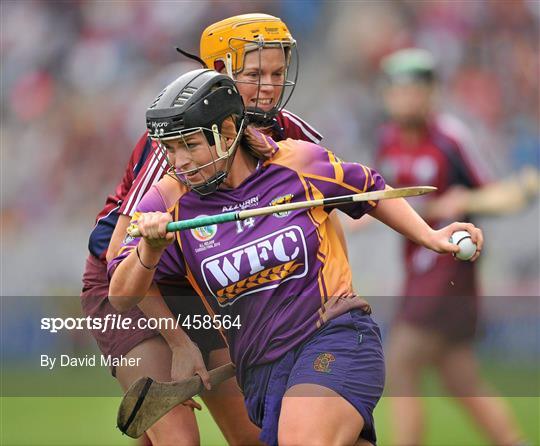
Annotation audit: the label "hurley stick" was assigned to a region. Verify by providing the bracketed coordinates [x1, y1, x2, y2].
[127, 186, 436, 236]
[117, 362, 235, 438]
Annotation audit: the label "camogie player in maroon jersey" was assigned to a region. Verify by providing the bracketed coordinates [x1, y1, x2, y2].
[82, 14, 345, 445]
[377, 48, 526, 446]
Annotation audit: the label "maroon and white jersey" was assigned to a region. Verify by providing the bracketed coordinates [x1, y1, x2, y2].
[119, 109, 323, 217]
[376, 114, 490, 298]
[88, 132, 155, 260]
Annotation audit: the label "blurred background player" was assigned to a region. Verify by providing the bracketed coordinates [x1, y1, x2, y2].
[376, 48, 532, 446]
[83, 13, 340, 445]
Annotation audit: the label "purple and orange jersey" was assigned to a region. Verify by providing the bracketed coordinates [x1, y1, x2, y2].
[87, 110, 320, 259]
[110, 139, 385, 383]
[119, 109, 323, 217]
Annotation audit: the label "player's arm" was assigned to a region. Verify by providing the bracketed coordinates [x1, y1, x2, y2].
[119, 137, 169, 218]
[109, 181, 180, 311]
[109, 210, 174, 311]
[370, 187, 483, 260]
[425, 166, 539, 219]
[109, 211, 210, 389]
[138, 284, 210, 390]
[106, 214, 131, 263]
[108, 140, 169, 263]
[289, 142, 483, 260]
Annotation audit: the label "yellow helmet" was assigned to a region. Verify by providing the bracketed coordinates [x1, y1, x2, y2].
[200, 13, 295, 74]
[200, 13, 298, 125]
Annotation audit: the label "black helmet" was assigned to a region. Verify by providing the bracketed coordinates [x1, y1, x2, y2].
[146, 68, 244, 141]
[146, 69, 246, 195]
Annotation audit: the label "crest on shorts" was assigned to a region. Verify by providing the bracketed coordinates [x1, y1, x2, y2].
[313, 352, 335, 373]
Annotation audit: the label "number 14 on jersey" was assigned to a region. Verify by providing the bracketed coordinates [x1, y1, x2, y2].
[235, 217, 256, 234]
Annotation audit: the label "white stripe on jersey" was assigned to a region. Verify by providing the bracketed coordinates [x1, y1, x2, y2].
[436, 113, 492, 185]
[91, 204, 120, 232]
[123, 150, 158, 215]
[123, 149, 168, 216]
[281, 110, 322, 144]
[282, 109, 322, 139]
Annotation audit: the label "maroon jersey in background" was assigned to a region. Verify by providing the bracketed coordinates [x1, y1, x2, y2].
[87, 131, 155, 260]
[376, 114, 491, 341]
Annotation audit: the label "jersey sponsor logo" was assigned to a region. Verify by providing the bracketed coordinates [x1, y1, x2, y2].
[269, 194, 294, 218]
[190, 217, 218, 242]
[124, 215, 140, 244]
[222, 195, 259, 212]
[201, 225, 308, 306]
[313, 352, 335, 373]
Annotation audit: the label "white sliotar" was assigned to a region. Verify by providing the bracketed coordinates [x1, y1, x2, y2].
[449, 230, 477, 261]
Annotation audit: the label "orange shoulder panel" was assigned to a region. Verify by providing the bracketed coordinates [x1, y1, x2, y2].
[155, 174, 189, 212]
[267, 139, 325, 174]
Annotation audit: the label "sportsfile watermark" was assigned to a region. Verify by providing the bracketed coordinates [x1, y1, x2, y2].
[1, 295, 539, 397]
[40, 313, 241, 333]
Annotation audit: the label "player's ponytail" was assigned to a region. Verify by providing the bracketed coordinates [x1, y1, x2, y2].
[243, 125, 277, 160]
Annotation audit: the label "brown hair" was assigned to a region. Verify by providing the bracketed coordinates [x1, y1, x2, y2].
[220, 116, 271, 160]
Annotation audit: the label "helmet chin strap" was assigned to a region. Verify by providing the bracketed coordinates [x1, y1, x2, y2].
[212, 119, 245, 158]
[225, 53, 234, 78]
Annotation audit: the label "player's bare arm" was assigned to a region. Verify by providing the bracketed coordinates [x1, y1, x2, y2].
[370, 187, 483, 261]
[106, 214, 131, 263]
[138, 284, 211, 395]
[109, 212, 173, 311]
[425, 167, 539, 220]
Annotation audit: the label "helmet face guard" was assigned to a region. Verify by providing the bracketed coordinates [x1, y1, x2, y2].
[226, 37, 298, 126]
[200, 14, 298, 126]
[146, 69, 246, 195]
[156, 121, 245, 196]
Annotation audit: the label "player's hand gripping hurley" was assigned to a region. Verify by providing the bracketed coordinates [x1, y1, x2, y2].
[127, 186, 437, 236]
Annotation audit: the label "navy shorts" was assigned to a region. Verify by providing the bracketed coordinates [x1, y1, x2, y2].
[243, 310, 385, 445]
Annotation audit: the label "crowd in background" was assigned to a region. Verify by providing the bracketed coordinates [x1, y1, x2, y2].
[2, 0, 538, 296]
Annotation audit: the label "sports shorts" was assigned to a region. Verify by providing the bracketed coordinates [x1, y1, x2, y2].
[242, 310, 385, 445]
[399, 255, 479, 343]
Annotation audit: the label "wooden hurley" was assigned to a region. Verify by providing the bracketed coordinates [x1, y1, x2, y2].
[127, 186, 437, 237]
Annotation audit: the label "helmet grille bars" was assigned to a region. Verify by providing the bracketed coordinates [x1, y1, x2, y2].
[173, 86, 197, 107]
[148, 89, 166, 109]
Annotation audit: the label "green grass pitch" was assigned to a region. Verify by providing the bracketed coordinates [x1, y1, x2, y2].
[1, 396, 538, 445]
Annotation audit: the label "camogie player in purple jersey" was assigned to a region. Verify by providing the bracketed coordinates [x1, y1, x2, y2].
[83, 14, 344, 445]
[108, 69, 483, 446]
